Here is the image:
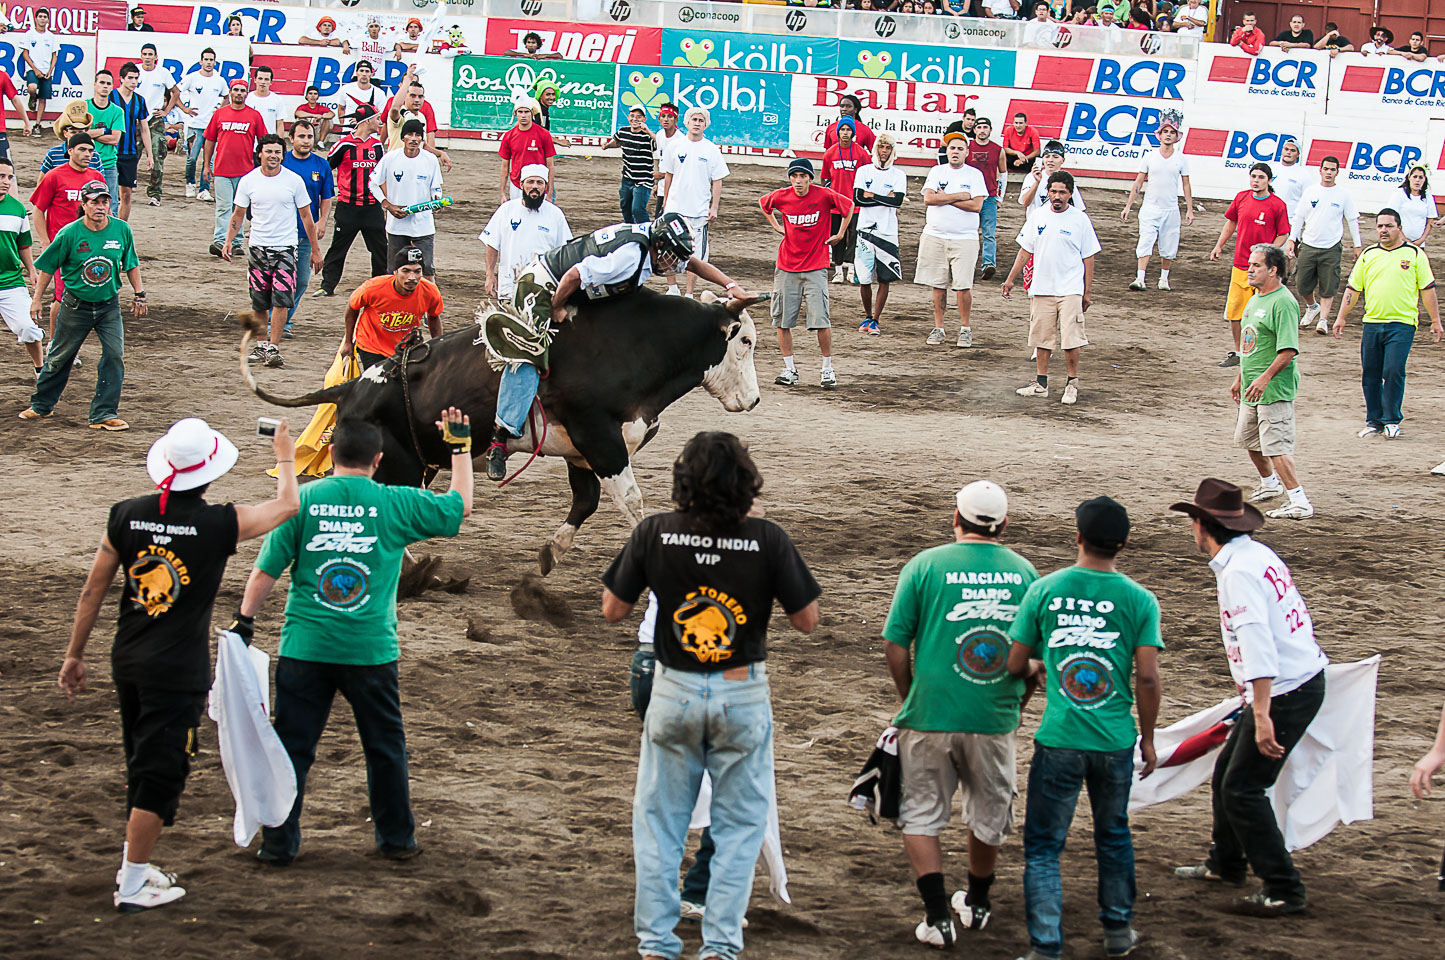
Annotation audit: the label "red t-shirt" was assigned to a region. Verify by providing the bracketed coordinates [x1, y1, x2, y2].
[1225, 190, 1290, 269]
[821, 142, 865, 203]
[966, 140, 1003, 197]
[0, 72, 17, 128]
[824, 119, 875, 153]
[497, 124, 556, 189]
[204, 105, 268, 178]
[30, 164, 106, 239]
[1004, 126, 1040, 159]
[760, 185, 852, 273]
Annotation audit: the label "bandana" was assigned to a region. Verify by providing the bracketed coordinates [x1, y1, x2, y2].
[155, 437, 218, 515]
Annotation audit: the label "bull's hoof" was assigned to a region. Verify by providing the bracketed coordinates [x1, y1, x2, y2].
[538, 543, 556, 576]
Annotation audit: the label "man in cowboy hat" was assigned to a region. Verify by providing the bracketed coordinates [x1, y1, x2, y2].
[1169, 479, 1328, 918]
[57, 416, 300, 912]
[40, 101, 103, 174]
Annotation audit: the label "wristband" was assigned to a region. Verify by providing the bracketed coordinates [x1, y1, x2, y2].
[440, 419, 471, 455]
[134, 291, 147, 299]
[725, 281, 739, 291]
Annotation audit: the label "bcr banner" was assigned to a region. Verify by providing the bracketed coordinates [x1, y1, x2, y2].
[1014, 49, 1194, 101]
[1327, 51, 1445, 117]
[96, 30, 251, 87]
[615, 64, 790, 149]
[0, 25, 98, 104]
[1197, 42, 1326, 106]
[483, 17, 661, 64]
[451, 55, 616, 135]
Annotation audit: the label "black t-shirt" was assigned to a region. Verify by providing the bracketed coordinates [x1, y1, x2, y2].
[603, 512, 821, 672]
[1274, 28, 1314, 45]
[107, 492, 239, 691]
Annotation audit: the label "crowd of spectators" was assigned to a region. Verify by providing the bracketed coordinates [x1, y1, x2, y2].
[1229, 14, 1443, 60]
[796, 0, 1213, 32]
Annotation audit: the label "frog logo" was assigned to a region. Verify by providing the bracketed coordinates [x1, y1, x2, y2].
[127, 555, 183, 617]
[956, 628, 1008, 681]
[672, 590, 745, 665]
[1060, 655, 1114, 707]
[81, 255, 115, 288]
[317, 558, 369, 610]
[849, 50, 895, 80]
[672, 37, 718, 68]
[621, 71, 669, 117]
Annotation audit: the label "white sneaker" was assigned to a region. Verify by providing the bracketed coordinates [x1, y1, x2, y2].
[832, 267, 845, 284]
[820, 368, 837, 389]
[956, 326, 972, 348]
[1016, 381, 1048, 398]
[147, 197, 160, 207]
[115, 876, 187, 913]
[665, 284, 680, 296]
[680, 900, 705, 923]
[1157, 277, 1171, 291]
[1266, 501, 1314, 520]
[1246, 482, 1284, 503]
[185, 183, 196, 199]
[1316, 318, 1330, 336]
[1358, 424, 1382, 437]
[1061, 379, 1078, 405]
[196, 188, 213, 202]
[116, 864, 178, 890]
[774, 367, 799, 386]
[915, 916, 958, 948]
[1128, 278, 1146, 291]
[925, 327, 947, 345]
[1301, 303, 1321, 328]
[950, 889, 992, 930]
[1384, 423, 1402, 439]
[1431, 460, 1445, 476]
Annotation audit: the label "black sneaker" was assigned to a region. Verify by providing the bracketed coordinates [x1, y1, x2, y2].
[1218, 351, 1241, 367]
[246, 343, 269, 364]
[209, 242, 223, 257]
[1229, 892, 1307, 917]
[378, 844, 422, 861]
[1104, 927, 1141, 957]
[486, 441, 509, 481]
[263, 345, 285, 368]
[981, 264, 996, 281]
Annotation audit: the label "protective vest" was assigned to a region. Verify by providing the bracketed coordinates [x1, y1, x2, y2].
[541, 223, 653, 299]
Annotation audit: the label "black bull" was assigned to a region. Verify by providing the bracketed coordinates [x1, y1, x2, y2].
[241, 288, 764, 574]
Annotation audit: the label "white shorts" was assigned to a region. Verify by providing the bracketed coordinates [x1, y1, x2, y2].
[1136, 204, 1181, 260]
[0, 285, 40, 343]
[681, 215, 710, 261]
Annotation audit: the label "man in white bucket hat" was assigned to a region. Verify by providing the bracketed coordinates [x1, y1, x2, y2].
[57, 416, 300, 913]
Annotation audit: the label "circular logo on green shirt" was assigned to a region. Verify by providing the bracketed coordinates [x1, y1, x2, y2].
[81, 254, 115, 288]
[956, 628, 1009, 681]
[1060, 655, 1114, 707]
[318, 559, 369, 609]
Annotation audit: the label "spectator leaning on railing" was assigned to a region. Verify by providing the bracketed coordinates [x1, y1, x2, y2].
[1229, 12, 1266, 56]
[1314, 23, 1354, 57]
[1270, 14, 1313, 51]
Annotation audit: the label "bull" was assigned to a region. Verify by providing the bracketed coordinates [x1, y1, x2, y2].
[240, 288, 763, 574]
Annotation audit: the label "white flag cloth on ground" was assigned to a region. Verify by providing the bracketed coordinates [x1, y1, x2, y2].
[208, 632, 297, 847]
[1129, 656, 1379, 851]
[690, 771, 791, 904]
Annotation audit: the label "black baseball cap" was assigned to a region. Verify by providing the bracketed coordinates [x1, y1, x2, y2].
[352, 104, 378, 121]
[1076, 496, 1130, 550]
[80, 181, 112, 201]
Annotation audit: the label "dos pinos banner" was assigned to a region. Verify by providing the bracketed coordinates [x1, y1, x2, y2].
[451, 55, 616, 135]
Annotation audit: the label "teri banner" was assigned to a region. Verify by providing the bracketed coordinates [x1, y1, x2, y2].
[1197, 43, 1326, 106]
[484, 17, 661, 64]
[451, 55, 616, 135]
[836, 40, 1015, 88]
[660, 29, 839, 77]
[1328, 53, 1445, 117]
[615, 65, 791, 149]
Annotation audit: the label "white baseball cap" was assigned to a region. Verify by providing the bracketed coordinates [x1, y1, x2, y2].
[955, 480, 1008, 533]
[147, 418, 238, 513]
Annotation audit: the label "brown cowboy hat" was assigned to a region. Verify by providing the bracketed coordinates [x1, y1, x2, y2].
[53, 100, 93, 141]
[1168, 478, 1265, 531]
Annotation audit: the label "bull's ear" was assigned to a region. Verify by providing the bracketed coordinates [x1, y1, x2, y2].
[725, 321, 741, 341]
[698, 290, 719, 304]
[725, 293, 768, 316]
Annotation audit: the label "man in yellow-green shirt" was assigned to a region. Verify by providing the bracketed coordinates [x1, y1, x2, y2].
[1332, 208, 1442, 438]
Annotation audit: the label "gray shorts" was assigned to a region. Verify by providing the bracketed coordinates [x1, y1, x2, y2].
[1296, 241, 1342, 299]
[770, 268, 830, 330]
[1235, 399, 1296, 457]
[387, 232, 435, 276]
[897, 728, 1016, 844]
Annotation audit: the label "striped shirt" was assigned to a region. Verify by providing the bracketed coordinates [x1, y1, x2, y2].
[615, 126, 655, 185]
[110, 89, 150, 158]
[328, 134, 384, 206]
[40, 144, 104, 175]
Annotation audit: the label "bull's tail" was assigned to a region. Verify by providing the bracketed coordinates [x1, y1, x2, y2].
[238, 313, 355, 408]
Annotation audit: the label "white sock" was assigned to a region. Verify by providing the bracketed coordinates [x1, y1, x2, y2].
[1160, 268, 1171, 281]
[1261, 472, 1281, 488]
[119, 858, 149, 897]
[783, 355, 795, 372]
[1136, 269, 1146, 283]
[1288, 485, 1310, 507]
[821, 356, 833, 372]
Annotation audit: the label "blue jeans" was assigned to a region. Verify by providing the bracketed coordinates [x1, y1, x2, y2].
[184, 130, 209, 192]
[495, 362, 540, 436]
[1359, 321, 1414, 426]
[213, 175, 243, 246]
[260, 658, 415, 862]
[980, 195, 999, 268]
[620, 180, 651, 223]
[287, 236, 312, 329]
[1023, 744, 1136, 959]
[29, 295, 124, 422]
[102, 165, 119, 214]
[634, 663, 773, 960]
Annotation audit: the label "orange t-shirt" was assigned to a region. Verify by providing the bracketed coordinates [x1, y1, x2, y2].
[348, 275, 444, 357]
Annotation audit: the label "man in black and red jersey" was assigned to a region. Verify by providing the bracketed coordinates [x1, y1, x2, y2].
[314, 104, 386, 299]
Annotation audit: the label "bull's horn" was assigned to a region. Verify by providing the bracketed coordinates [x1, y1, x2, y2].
[239, 315, 353, 409]
[725, 293, 769, 316]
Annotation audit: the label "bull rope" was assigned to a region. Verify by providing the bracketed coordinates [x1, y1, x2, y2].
[399, 332, 431, 476]
[498, 399, 547, 488]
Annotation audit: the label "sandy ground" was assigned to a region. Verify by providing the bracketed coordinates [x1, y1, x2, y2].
[1, 136, 1444, 960]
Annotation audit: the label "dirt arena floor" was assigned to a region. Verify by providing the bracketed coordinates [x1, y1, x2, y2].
[1, 135, 1443, 960]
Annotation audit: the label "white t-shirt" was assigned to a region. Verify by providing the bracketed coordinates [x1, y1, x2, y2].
[576, 240, 654, 294]
[354, 35, 390, 72]
[1361, 41, 1392, 55]
[21, 28, 61, 74]
[1017, 203, 1101, 297]
[661, 136, 728, 219]
[1172, 3, 1208, 34]
[1139, 148, 1190, 209]
[1394, 187, 1439, 241]
[246, 92, 285, 139]
[338, 81, 382, 132]
[654, 129, 683, 199]
[853, 163, 907, 238]
[180, 71, 228, 130]
[1271, 161, 1314, 221]
[1210, 536, 1328, 702]
[479, 198, 573, 298]
[369, 148, 444, 236]
[234, 167, 312, 248]
[1023, 173, 1086, 213]
[1290, 182, 1362, 250]
[137, 65, 177, 116]
[922, 163, 987, 239]
[985, 0, 1017, 16]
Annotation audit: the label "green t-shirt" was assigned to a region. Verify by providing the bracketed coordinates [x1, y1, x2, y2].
[0, 194, 33, 291]
[89, 99, 125, 169]
[884, 541, 1039, 734]
[1009, 566, 1163, 753]
[255, 475, 465, 665]
[1239, 284, 1300, 405]
[35, 216, 138, 302]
